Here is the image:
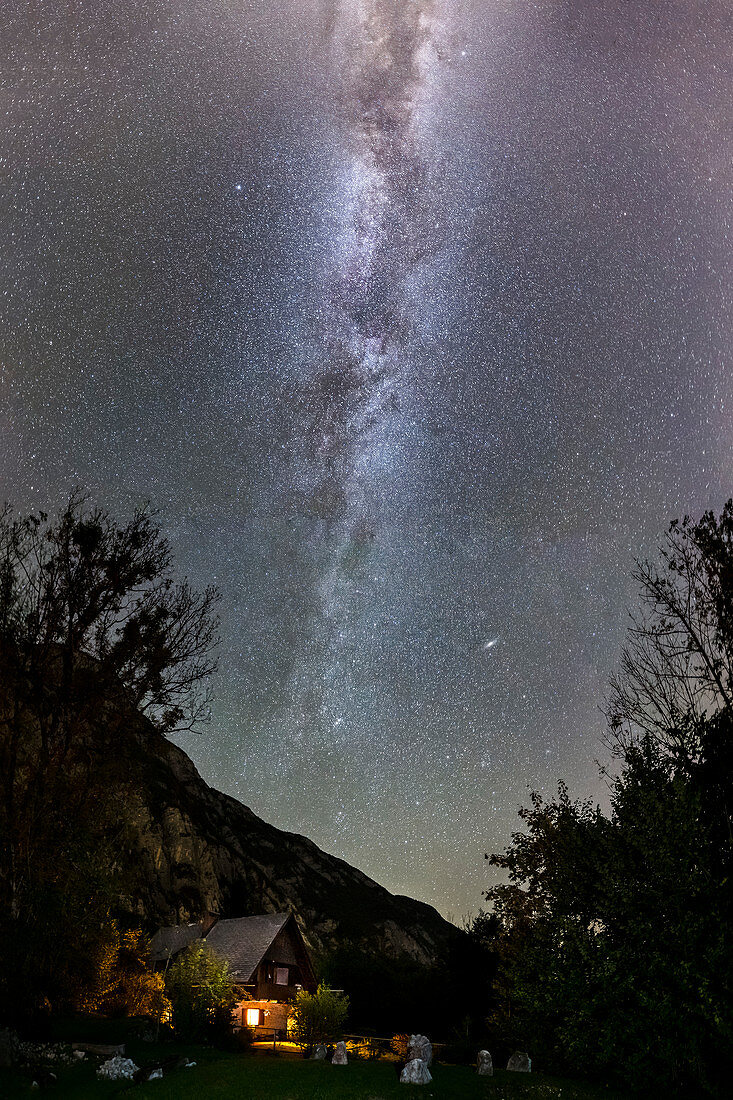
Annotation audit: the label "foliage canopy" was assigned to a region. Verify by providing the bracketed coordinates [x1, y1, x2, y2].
[487, 504, 733, 1096]
[165, 942, 237, 1041]
[0, 494, 220, 1023]
[289, 982, 349, 1051]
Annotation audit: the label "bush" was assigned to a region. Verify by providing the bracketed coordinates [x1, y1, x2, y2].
[289, 982, 348, 1053]
[391, 1033, 409, 1060]
[164, 942, 237, 1041]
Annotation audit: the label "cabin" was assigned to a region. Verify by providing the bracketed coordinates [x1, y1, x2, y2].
[150, 911, 317, 1038]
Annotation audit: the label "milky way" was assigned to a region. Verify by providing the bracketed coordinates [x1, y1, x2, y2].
[2, 0, 732, 915]
[280, 1, 445, 749]
[305, 2, 437, 490]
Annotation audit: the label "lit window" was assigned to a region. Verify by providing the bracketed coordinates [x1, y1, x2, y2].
[246, 1008, 260, 1027]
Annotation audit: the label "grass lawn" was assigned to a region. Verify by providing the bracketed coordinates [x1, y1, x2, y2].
[0, 1045, 631, 1099]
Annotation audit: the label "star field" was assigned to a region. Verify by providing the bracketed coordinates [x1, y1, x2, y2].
[2, 0, 732, 917]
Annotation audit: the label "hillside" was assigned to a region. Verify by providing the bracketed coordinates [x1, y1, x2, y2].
[118, 720, 460, 967]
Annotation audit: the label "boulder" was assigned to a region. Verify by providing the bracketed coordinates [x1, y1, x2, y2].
[407, 1034, 432, 1066]
[97, 1055, 139, 1081]
[476, 1049, 493, 1075]
[507, 1050, 531, 1072]
[400, 1057, 432, 1084]
[312, 1044, 327, 1060]
[331, 1041, 348, 1065]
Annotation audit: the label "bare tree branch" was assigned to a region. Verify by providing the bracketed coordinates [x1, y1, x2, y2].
[605, 504, 733, 766]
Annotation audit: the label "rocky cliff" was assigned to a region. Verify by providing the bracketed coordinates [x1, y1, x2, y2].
[119, 725, 459, 968]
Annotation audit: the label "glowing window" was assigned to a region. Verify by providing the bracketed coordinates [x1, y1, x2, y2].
[246, 1008, 260, 1027]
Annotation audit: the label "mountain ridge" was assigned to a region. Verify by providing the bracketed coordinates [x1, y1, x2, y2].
[120, 719, 461, 968]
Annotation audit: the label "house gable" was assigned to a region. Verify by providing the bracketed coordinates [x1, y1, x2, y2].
[248, 915, 317, 1000]
[149, 911, 316, 1000]
[204, 912, 290, 982]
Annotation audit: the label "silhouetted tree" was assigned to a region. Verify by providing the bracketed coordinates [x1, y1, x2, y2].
[487, 504, 733, 1096]
[607, 506, 733, 765]
[0, 493, 220, 1021]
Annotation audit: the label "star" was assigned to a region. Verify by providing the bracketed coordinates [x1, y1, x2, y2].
[3, 0, 730, 918]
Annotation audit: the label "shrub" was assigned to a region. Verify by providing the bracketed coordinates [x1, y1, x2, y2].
[391, 1033, 409, 1060]
[164, 942, 237, 1041]
[289, 982, 348, 1053]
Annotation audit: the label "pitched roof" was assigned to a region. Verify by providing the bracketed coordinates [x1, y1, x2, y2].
[204, 912, 291, 980]
[149, 921, 203, 963]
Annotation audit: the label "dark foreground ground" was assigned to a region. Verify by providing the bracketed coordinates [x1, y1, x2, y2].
[0, 1041, 631, 1100]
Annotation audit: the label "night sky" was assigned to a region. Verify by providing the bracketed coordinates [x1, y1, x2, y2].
[3, 1, 732, 918]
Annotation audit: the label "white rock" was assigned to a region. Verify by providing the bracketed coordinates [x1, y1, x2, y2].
[507, 1050, 531, 1072]
[477, 1049, 493, 1075]
[400, 1057, 432, 1084]
[407, 1034, 432, 1066]
[312, 1043, 328, 1060]
[148, 1068, 163, 1080]
[331, 1041, 348, 1065]
[96, 1055, 139, 1081]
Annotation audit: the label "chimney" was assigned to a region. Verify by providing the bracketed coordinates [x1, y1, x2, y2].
[201, 912, 219, 936]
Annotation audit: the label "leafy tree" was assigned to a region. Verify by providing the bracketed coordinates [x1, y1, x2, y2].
[486, 787, 610, 1071]
[3, 830, 123, 1024]
[606, 505, 733, 864]
[487, 505, 733, 1096]
[0, 493, 220, 1022]
[165, 942, 237, 1041]
[75, 922, 169, 1021]
[289, 982, 348, 1052]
